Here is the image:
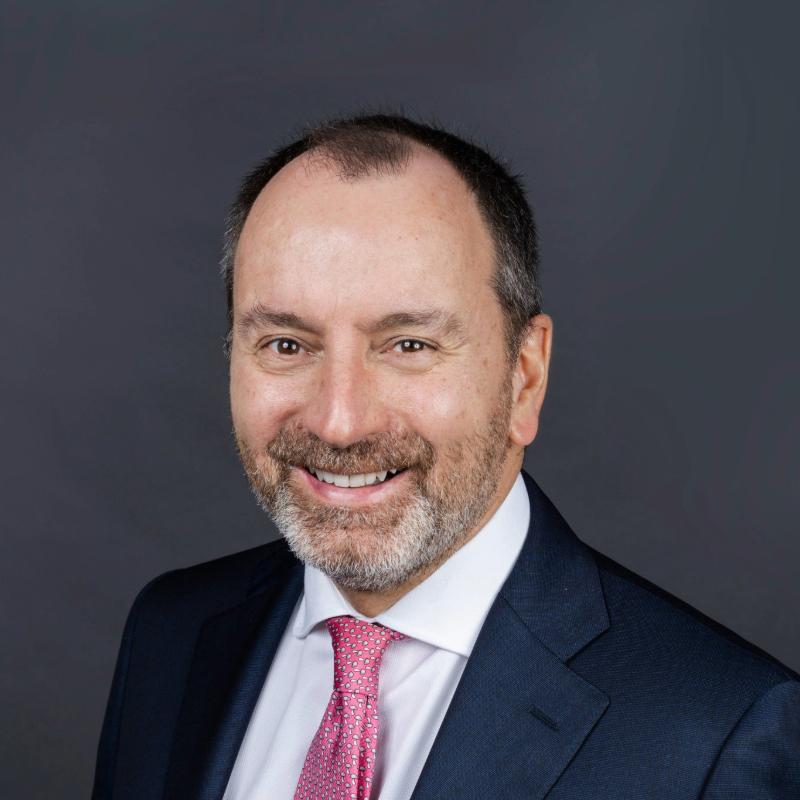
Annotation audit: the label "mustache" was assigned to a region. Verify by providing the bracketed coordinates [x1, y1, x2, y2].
[261, 423, 436, 475]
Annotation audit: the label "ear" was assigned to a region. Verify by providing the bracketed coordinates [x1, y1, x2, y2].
[509, 314, 553, 447]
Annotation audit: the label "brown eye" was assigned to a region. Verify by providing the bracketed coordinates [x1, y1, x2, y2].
[268, 338, 303, 355]
[393, 339, 429, 354]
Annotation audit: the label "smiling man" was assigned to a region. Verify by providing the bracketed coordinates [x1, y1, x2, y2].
[93, 114, 800, 800]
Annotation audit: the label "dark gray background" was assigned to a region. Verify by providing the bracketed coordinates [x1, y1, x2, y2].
[1, 0, 798, 796]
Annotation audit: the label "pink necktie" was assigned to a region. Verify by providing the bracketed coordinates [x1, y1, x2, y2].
[294, 616, 406, 800]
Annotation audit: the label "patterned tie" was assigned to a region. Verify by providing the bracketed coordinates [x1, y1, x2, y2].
[294, 616, 406, 800]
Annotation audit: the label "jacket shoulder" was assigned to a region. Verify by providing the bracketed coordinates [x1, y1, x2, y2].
[589, 547, 798, 684]
[138, 537, 297, 621]
[554, 546, 800, 797]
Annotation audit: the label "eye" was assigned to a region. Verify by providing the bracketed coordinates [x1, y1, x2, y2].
[267, 338, 304, 356]
[393, 339, 430, 354]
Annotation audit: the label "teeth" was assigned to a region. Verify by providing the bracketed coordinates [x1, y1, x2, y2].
[308, 467, 403, 487]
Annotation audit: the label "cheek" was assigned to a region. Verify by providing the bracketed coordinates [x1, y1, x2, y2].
[387, 366, 496, 447]
[230, 363, 302, 445]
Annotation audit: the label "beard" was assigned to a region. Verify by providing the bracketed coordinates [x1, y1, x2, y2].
[236, 384, 513, 592]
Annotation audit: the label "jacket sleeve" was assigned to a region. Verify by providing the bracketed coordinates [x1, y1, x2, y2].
[701, 680, 800, 799]
[91, 573, 172, 800]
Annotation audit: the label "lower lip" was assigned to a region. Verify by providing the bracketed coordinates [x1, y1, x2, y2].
[295, 467, 408, 505]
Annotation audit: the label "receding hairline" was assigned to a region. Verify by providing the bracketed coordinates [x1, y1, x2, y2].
[236, 139, 496, 279]
[302, 128, 416, 181]
[232, 141, 495, 307]
[233, 143, 500, 334]
[253, 135, 476, 209]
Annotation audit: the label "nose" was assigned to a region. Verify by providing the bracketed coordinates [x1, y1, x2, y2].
[302, 351, 388, 449]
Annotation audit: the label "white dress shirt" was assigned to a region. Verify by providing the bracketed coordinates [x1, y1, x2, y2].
[223, 472, 530, 800]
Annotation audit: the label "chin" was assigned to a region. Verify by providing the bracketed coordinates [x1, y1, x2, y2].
[278, 503, 441, 592]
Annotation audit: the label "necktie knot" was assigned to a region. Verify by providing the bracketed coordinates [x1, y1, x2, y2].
[327, 615, 405, 695]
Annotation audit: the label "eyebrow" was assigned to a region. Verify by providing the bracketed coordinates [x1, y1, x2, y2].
[362, 310, 467, 339]
[236, 303, 323, 338]
[236, 302, 466, 340]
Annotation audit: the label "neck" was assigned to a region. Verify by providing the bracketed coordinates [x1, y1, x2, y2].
[335, 454, 523, 617]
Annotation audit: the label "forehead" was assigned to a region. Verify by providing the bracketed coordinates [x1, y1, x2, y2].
[233, 147, 497, 325]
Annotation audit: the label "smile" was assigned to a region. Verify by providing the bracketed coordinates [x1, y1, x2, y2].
[307, 467, 403, 488]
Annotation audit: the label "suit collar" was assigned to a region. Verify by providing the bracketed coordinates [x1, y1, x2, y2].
[501, 471, 610, 661]
[410, 471, 611, 799]
[162, 542, 302, 800]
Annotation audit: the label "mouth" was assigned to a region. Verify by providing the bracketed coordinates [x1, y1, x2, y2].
[305, 466, 406, 488]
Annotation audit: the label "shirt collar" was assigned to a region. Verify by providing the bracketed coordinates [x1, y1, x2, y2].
[293, 472, 530, 657]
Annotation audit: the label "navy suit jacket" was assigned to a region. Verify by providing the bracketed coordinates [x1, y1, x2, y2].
[93, 472, 800, 799]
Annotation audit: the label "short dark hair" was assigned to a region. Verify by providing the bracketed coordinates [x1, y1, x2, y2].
[222, 112, 541, 359]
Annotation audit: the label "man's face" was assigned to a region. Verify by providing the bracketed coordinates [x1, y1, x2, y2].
[230, 148, 524, 591]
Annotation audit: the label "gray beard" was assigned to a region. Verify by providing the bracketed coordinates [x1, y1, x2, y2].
[271, 468, 489, 592]
[237, 390, 512, 592]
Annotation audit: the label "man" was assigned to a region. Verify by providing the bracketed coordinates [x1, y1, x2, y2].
[92, 114, 800, 800]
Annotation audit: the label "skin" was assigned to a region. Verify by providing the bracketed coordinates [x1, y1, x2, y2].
[230, 146, 552, 617]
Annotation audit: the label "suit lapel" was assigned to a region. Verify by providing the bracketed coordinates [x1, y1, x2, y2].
[411, 597, 608, 800]
[411, 472, 611, 799]
[162, 545, 303, 800]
